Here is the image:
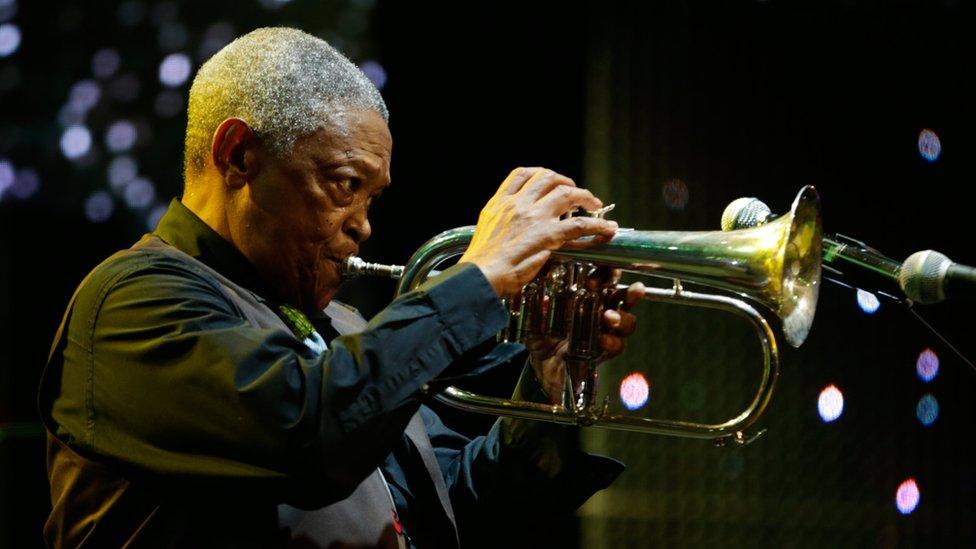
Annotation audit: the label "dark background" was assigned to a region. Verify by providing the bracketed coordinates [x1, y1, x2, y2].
[2, 1, 974, 547]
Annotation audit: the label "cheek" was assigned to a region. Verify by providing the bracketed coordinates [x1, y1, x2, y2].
[316, 212, 346, 240]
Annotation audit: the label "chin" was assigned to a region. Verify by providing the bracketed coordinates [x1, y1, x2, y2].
[312, 285, 338, 312]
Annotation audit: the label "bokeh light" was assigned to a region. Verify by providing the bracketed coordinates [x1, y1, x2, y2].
[159, 53, 192, 87]
[68, 80, 101, 113]
[124, 177, 155, 209]
[58, 103, 86, 127]
[0, 158, 14, 197]
[619, 372, 650, 411]
[108, 155, 138, 191]
[146, 204, 167, 231]
[916, 394, 938, 426]
[259, 0, 294, 10]
[818, 384, 844, 423]
[105, 120, 138, 153]
[117, 1, 147, 27]
[918, 129, 941, 162]
[0, 0, 17, 24]
[85, 191, 114, 223]
[856, 289, 881, 314]
[158, 22, 189, 51]
[0, 22, 20, 57]
[91, 48, 121, 79]
[60, 125, 92, 160]
[662, 178, 689, 210]
[199, 21, 235, 61]
[896, 478, 920, 515]
[359, 60, 387, 90]
[916, 348, 939, 382]
[11, 167, 40, 199]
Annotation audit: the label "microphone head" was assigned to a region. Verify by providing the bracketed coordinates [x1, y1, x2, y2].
[899, 250, 952, 304]
[721, 197, 772, 231]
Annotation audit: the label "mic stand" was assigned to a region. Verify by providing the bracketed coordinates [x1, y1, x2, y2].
[825, 275, 976, 376]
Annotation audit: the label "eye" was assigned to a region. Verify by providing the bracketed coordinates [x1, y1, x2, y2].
[338, 178, 362, 194]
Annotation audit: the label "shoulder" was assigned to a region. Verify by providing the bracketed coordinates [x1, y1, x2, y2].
[69, 244, 236, 331]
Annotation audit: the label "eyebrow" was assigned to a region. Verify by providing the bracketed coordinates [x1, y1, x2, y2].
[318, 152, 383, 176]
[315, 155, 390, 191]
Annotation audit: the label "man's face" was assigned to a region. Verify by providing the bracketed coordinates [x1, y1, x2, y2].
[233, 108, 392, 311]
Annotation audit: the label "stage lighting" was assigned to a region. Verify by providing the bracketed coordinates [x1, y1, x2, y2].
[856, 289, 880, 314]
[895, 478, 920, 515]
[159, 53, 191, 87]
[85, 191, 114, 223]
[818, 384, 844, 423]
[619, 372, 650, 411]
[916, 394, 938, 427]
[60, 125, 92, 160]
[916, 348, 938, 383]
[918, 129, 941, 162]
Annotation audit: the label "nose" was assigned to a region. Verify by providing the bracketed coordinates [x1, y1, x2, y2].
[344, 203, 372, 244]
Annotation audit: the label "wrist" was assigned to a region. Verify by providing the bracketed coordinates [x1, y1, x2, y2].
[458, 257, 506, 297]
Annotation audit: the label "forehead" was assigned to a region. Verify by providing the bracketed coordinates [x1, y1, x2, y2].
[293, 108, 392, 171]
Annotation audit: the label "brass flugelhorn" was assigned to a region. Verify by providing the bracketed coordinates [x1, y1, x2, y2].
[343, 186, 822, 445]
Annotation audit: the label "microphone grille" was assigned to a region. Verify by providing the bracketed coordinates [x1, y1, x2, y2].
[721, 197, 771, 231]
[899, 250, 952, 304]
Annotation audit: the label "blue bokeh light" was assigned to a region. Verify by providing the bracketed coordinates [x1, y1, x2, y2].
[85, 191, 114, 223]
[918, 129, 941, 162]
[0, 22, 20, 58]
[916, 394, 938, 426]
[818, 384, 844, 423]
[856, 289, 881, 314]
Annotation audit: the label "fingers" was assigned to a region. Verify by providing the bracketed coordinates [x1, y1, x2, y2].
[535, 184, 604, 217]
[623, 281, 646, 310]
[499, 167, 605, 215]
[603, 309, 636, 337]
[553, 215, 618, 243]
[600, 306, 636, 358]
[517, 168, 590, 205]
[499, 167, 542, 195]
[600, 333, 625, 356]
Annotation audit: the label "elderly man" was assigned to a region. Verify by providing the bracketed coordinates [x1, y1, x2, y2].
[39, 28, 639, 547]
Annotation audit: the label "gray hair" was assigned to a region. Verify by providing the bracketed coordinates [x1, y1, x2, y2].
[184, 27, 389, 176]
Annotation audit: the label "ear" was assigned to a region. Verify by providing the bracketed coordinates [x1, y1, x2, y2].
[211, 118, 257, 190]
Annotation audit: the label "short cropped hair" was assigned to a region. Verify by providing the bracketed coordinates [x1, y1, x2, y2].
[183, 27, 389, 177]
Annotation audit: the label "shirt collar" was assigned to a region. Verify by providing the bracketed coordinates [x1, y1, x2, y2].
[153, 199, 277, 303]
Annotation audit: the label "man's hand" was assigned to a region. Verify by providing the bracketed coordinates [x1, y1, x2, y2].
[526, 278, 646, 404]
[459, 167, 618, 298]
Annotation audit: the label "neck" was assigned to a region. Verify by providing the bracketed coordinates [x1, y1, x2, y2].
[182, 173, 235, 245]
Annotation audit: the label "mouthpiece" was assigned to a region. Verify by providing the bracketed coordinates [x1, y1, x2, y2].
[342, 256, 405, 280]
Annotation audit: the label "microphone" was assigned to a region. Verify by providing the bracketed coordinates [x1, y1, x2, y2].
[720, 197, 974, 304]
[720, 197, 775, 232]
[900, 250, 976, 304]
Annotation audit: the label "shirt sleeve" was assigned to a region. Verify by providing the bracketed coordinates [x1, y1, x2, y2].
[421, 366, 625, 545]
[46, 251, 508, 506]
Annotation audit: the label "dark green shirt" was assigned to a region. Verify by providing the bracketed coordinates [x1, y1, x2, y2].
[40, 200, 623, 547]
